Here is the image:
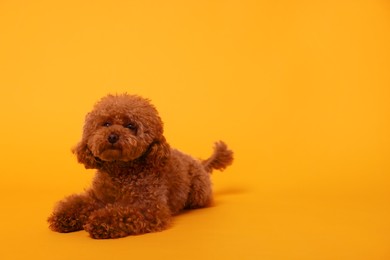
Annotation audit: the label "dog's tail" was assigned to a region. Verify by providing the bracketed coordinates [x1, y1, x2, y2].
[202, 141, 234, 173]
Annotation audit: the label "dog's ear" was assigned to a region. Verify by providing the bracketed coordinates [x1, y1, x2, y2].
[72, 141, 101, 169]
[146, 136, 170, 168]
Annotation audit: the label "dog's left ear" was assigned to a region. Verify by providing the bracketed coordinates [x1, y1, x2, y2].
[72, 141, 101, 169]
[146, 136, 170, 167]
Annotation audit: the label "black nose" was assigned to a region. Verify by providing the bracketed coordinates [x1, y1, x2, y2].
[108, 133, 119, 144]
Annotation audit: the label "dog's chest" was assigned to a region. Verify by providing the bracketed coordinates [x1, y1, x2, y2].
[92, 170, 154, 202]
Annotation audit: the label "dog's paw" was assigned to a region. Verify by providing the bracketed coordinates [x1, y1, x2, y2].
[83, 221, 123, 239]
[48, 213, 84, 233]
[83, 205, 170, 239]
[83, 207, 135, 239]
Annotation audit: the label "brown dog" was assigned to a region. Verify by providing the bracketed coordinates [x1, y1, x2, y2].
[48, 94, 233, 239]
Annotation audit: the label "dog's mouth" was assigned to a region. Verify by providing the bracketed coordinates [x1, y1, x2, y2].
[97, 147, 123, 161]
[94, 156, 103, 163]
[88, 135, 143, 163]
[94, 145, 139, 162]
[106, 145, 121, 150]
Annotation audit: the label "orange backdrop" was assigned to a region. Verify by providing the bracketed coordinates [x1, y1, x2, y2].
[0, 1, 389, 259]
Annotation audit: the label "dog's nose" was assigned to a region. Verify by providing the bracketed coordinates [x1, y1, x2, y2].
[108, 133, 119, 144]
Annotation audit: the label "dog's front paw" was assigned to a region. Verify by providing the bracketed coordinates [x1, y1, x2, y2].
[84, 205, 170, 239]
[48, 212, 84, 233]
[48, 194, 98, 233]
[84, 207, 137, 239]
[83, 221, 121, 239]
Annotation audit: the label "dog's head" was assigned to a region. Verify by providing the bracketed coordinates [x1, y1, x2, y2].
[73, 94, 169, 169]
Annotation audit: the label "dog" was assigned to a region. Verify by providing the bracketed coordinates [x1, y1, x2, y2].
[48, 93, 233, 239]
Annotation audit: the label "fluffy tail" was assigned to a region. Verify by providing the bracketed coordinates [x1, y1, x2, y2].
[202, 141, 234, 173]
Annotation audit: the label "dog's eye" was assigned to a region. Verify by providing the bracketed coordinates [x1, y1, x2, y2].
[125, 123, 137, 131]
[102, 122, 111, 127]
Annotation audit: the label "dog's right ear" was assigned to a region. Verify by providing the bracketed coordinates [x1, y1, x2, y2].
[72, 141, 100, 169]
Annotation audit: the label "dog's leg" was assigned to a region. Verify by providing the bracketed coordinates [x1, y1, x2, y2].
[185, 164, 213, 209]
[48, 193, 101, 233]
[84, 202, 171, 239]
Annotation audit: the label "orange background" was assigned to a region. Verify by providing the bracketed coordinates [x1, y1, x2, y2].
[0, 1, 389, 259]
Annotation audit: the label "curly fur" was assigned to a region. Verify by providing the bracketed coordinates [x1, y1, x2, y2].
[48, 94, 233, 239]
